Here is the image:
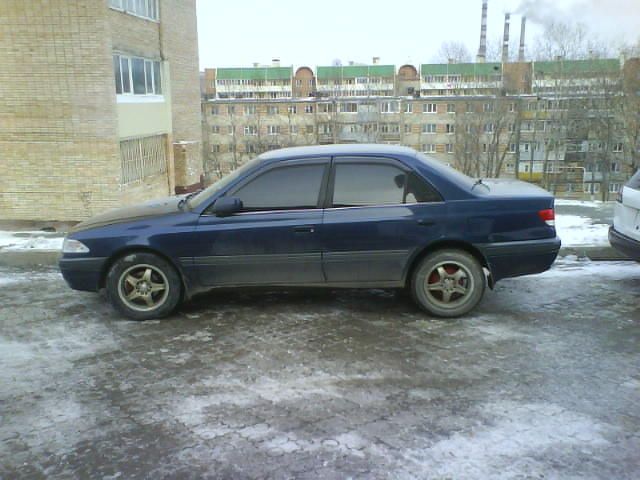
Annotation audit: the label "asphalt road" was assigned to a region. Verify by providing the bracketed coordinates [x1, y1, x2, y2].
[1, 259, 639, 479]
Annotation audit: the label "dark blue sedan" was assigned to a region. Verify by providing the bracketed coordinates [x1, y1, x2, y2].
[60, 144, 561, 320]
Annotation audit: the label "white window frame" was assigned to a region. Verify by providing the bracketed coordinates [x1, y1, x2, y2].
[267, 125, 280, 136]
[114, 54, 162, 97]
[422, 144, 436, 153]
[109, 0, 159, 22]
[423, 103, 437, 114]
[244, 125, 257, 136]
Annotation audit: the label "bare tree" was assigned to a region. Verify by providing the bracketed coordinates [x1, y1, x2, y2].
[433, 41, 472, 64]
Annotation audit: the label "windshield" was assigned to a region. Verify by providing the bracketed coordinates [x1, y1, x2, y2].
[188, 157, 262, 208]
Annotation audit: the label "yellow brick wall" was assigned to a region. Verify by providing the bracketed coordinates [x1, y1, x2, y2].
[0, 0, 121, 221]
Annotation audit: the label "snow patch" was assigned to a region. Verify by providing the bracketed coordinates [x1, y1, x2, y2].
[538, 258, 639, 279]
[555, 199, 606, 208]
[404, 401, 608, 479]
[555, 214, 610, 246]
[0, 231, 64, 251]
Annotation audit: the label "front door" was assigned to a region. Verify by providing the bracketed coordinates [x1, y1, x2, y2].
[322, 156, 446, 285]
[194, 158, 329, 286]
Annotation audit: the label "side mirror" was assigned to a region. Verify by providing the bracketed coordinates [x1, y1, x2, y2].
[212, 196, 243, 216]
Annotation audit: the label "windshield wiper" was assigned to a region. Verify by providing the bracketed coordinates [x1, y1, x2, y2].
[177, 189, 202, 210]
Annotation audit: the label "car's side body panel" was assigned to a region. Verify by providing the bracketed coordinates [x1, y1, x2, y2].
[59, 145, 561, 297]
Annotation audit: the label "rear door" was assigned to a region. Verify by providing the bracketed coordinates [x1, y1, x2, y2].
[194, 158, 329, 286]
[616, 170, 640, 240]
[321, 156, 446, 285]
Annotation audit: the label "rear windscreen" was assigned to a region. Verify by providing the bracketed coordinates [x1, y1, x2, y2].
[627, 170, 640, 190]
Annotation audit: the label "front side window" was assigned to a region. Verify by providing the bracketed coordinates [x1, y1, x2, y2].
[232, 164, 326, 210]
[332, 161, 440, 207]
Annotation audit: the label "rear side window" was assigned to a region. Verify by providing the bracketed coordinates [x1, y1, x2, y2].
[332, 163, 441, 207]
[627, 170, 640, 190]
[232, 164, 325, 210]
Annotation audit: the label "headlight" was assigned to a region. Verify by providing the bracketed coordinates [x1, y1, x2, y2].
[62, 238, 90, 254]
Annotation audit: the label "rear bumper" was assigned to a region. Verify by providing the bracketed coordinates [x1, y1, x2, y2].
[609, 227, 640, 261]
[59, 256, 107, 292]
[477, 237, 561, 282]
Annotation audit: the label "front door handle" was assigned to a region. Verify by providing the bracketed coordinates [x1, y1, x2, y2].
[293, 225, 316, 233]
[417, 219, 435, 226]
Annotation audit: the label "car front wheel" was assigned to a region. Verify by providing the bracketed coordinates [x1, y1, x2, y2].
[106, 252, 182, 320]
[411, 249, 485, 318]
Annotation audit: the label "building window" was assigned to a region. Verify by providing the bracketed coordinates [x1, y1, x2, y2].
[304, 105, 314, 114]
[287, 105, 297, 114]
[244, 105, 256, 115]
[113, 54, 161, 96]
[611, 162, 620, 172]
[245, 143, 257, 154]
[483, 103, 493, 112]
[228, 106, 235, 115]
[484, 123, 494, 133]
[341, 103, 358, 113]
[211, 145, 220, 153]
[404, 103, 413, 113]
[380, 123, 400, 133]
[268, 106, 279, 115]
[120, 135, 167, 184]
[421, 144, 436, 153]
[319, 123, 333, 135]
[267, 125, 280, 135]
[211, 126, 220, 134]
[446, 124, 455, 134]
[447, 103, 455, 114]
[482, 143, 488, 153]
[109, 0, 159, 21]
[244, 125, 257, 136]
[211, 106, 219, 115]
[508, 102, 516, 112]
[423, 103, 437, 113]
[446, 143, 454, 154]
[422, 124, 436, 134]
[613, 143, 624, 153]
[609, 183, 621, 193]
[381, 102, 400, 113]
[509, 143, 517, 153]
[404, 124, 411, 133]
[228, 125, 235, 135]
[465, 103, 474, 113]
[290, 125, 298, 135]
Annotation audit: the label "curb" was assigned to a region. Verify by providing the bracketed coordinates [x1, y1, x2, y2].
[0, 246, 632, 269]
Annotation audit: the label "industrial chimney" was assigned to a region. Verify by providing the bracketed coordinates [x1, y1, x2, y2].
[518, 16, 526, 62]
[502, 13, 510, 64]
[272, 58, 280, 67]
[476, 0, 488, 63]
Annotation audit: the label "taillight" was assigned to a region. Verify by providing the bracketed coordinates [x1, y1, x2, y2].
[617, 188, 623, 203]
[538, 208, 555, 227]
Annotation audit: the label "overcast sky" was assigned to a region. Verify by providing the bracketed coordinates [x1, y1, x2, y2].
[196, 0, 639, 70]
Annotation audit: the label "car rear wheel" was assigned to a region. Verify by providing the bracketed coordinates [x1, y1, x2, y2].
[411, 249, 485, 318]
[106, 252, 181, 320]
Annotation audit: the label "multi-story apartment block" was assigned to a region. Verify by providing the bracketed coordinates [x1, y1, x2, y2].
[202, 56, 639, 200]
[0, 0, 202, 221]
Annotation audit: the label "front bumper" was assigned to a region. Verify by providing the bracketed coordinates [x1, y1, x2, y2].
[609, 227, 640, 262]
[477, 237, 562, 283]
[59, 256, 108, 292]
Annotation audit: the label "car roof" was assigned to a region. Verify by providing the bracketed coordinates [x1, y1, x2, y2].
[258, 144, 418, 161]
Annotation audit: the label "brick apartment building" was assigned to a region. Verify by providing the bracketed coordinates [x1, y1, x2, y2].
[202, 57, 639, 200]
[0, 0, 203, 221]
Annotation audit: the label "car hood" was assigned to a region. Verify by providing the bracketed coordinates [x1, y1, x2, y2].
[71, 195, 184, 232]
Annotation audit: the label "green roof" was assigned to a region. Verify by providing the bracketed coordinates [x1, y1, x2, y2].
[421, 63, 502, 76]
[533, 58, 620, 76]
[317, 65, 395, 80]
[216, 67, 292, 81]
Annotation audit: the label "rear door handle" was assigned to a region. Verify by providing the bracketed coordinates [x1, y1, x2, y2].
[417, 219, 435, 226]
[293, 225, 316, 233]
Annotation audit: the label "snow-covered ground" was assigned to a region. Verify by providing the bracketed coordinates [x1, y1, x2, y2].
[554, 199, 612, 247]
[555, 214, 610, 247]
[0, 231, 64, 252]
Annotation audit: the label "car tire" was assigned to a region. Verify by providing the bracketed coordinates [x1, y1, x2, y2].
[411, 249, 485, 318]
[106, 252, 182, 320]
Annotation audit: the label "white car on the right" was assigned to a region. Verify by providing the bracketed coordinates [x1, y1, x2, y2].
[610, 170, 640, 261]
